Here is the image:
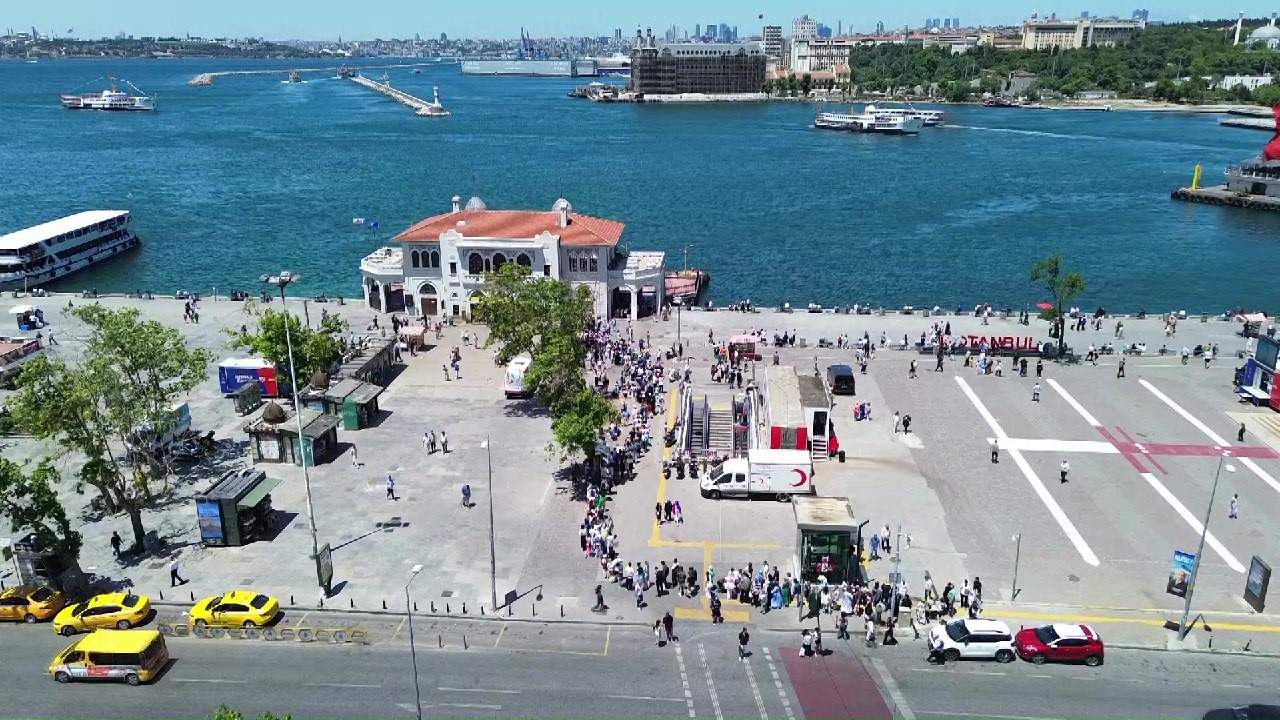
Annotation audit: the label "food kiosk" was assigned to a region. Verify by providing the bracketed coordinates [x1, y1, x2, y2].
[194, 467, 282, 546]
[243, 401, 340, 466]
[321, 378, 384, 430]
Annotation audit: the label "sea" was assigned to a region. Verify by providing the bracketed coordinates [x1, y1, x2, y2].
[2, 57, 1278, 311]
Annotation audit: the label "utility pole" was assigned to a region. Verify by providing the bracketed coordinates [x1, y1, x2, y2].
[482, 436, 498, 612]
[1180, 455, 1235, 639]
[890, 524, 904, 618]
[1011, 533, 1022, 601]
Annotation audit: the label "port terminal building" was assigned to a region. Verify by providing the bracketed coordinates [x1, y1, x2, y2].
[629, 31, 766, 96]
[360, 196, 665, 321]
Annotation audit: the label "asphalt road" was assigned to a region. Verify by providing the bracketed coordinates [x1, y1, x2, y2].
[4, 620, 1280, 719]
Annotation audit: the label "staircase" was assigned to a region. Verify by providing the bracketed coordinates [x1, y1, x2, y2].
[708, 405, 735, 456]
[688, 396, 708, 456]
[810, 436, 829, 463]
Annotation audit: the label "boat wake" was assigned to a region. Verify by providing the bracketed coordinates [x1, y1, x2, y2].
[948, 124, 1109, 141]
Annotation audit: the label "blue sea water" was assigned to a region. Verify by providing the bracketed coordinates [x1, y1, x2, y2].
[2, 57, 1278, 311]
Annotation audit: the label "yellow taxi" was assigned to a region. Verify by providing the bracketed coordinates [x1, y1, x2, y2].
[189, 590, 280, 628]
[53, 592, 152, 636]
[0, 585, 66, 624]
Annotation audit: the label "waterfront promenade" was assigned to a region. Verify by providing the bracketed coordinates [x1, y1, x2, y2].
[3, 295, 1280, 659]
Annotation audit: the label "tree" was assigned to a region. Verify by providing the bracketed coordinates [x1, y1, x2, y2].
[210, 705, 291, 720]
[800, 73, 813, 97]
[226, 309, 347, 386]
[1029, 255, 1086, 355]
[0, 458, 82, 573]
[550, 388, 620, 462]
[785, 74, 799, 97]
[9, 306, 212, 552]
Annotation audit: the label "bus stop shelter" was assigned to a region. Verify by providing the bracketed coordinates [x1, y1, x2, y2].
[792, 495, 863, 586]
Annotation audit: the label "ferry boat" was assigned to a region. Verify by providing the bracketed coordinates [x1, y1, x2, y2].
[864, 103, 945, 127]
[0, 211, 141, 291]
[337, 65, 358, 79]
[982, 96, 1017, 108]
[60, 77, 155, 111]
[814, 110, 923, 135]
[287, 69, 302, 83]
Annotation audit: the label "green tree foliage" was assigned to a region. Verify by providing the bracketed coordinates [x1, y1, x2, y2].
[209, 705, 291, 720]
[9, 306, 212, 551]
[846, 21, 1280, 105]
[1029, 255, 1087, 354]
[473, 263, 619, 461]
[0, 458, 82, 567]
[225, 309, 347, 386]
[800, 73, 813, 97]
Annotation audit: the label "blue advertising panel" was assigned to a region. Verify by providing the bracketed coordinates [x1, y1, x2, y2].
[1167, 550, 1195, 598]
[197, 501, 224, 544]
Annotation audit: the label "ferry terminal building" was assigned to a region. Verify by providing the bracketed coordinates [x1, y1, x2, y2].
[360, 196, 666, 320]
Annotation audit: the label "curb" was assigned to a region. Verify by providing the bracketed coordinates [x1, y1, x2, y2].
[148, 600, 654, 629]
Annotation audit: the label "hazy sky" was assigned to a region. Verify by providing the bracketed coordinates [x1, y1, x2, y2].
[8, 1, 1278, 40]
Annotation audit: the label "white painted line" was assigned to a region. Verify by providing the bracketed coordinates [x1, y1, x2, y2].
[306, 682, 383, 688]
[1238, 457, 1280, 496]
[1046, 379, 1101, 427]
[966, 670, 1007, 676]
[988, 438, 1118, 454]
[761, 647, 795, 720]
[956, 377, 1100, 566]
[1141, 472, 1245, 572]
[870, 657, 916, 720]
[437, 687, 522, 695]
[675, 644, 698, 719]
[743, 659, 769, 720]
[170, 678, 247, 684]
[1138, 379, 1230, 446]
[916, 712, 1059, 720]
[1028, 674, 1052, 679]
[435, 703, 502, 711]
[604, 695, 688, 703]
[698, 643, 724, 720]
[1220, 684, 1253, 689]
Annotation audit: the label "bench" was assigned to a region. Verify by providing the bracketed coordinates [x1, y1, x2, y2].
[1239, 386, 1270, 406]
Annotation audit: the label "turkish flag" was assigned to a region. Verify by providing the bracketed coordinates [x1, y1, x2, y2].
[1263, 104, 1280, 162]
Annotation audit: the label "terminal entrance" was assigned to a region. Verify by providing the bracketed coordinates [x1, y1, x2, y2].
[417, 283, 438, 317]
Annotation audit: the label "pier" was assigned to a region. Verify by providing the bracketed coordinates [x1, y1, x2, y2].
[187, 62, 450, 86]
[1220, 117, 1275, 131]
[347, 75, 441, 115]
[1171, 184, 1280, 213]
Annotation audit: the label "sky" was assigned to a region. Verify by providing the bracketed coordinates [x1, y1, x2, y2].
[7, 1, 1280, 40]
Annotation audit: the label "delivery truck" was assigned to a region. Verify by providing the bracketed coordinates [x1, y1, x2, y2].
[699, 449, 814, 501]
[218, 358, 279, 397]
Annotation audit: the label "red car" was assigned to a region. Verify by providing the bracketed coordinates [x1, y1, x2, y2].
[1014, 623, 1104, 666]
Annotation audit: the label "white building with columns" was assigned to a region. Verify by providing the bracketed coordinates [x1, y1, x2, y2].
[360, 196, 666, 320]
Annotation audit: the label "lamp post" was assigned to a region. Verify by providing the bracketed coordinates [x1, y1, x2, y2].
[480, 436, 498, 612]
[260, 272, 321, 591]
[1180, 454, 1235, 639]
[673, 295, 683, 348]
[405, 563, 425, 720]
[890, 524, 905, 620]
[1011, 533, 1022, 601]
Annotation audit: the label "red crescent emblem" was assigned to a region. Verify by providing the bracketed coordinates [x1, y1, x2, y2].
[791, 468, 809, 487]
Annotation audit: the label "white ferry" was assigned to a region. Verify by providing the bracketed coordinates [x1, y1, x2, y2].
[864, 103, 946, 127]
[0, 211, 141, 290]
[61, 77, 155, 112]
[814, 110, 923, 135]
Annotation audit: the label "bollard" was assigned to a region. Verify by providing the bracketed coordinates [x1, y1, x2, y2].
[446, 603, 450, 614]
[463, 635, 468, 650]
[350, 598, 355, 609]
[561, 605, 565, 618]
[430, 601, 435, 613]
[508, 604, 513, 617]
[438, 634, 443, 648]
[191, 591, 196, 602]
[1209, 636, 1214, 649]
[414, 602, 418, 612]
[462, 602, 467, 614]
[481, 606, 485, 616]
[319, 597, 324, 608]
[532, 603, 536, 617]
[290, 595, 295, 605]
[382, 599, 387, 610]
[158, 590, 163, 600]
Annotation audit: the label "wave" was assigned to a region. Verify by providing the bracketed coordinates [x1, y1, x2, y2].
[946, 124, 1109, 141]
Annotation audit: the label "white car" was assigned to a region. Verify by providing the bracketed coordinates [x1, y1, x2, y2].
[929, 618, 1016, 662]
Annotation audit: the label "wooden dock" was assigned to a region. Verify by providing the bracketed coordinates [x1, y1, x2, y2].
[348, 75, 432, 113]
[1171, 185, 1280, 213]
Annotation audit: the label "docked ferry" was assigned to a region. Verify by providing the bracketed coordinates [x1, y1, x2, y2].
[864, 103, 945, 127]
[0, 211, 141, 290]
[815, 110, 923, 135]
[60, 77, 155, 112]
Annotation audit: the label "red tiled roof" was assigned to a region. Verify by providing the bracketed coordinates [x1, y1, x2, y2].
[394, 209, 625, 246]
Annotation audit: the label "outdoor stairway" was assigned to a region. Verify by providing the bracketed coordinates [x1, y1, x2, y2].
[708, 405, 735, 456]
[810, 436, 828, 463]
[688, 396, 708, 456]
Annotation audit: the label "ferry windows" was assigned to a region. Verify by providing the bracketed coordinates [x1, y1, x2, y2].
[516, 253, 531, 268]
[467, 253, 484, 275]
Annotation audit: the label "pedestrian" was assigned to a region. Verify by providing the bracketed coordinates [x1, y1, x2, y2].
[1117, 356, 1126, 379]
[1230, 492, 1240, 519]
[1032, 382, 1041, 402]
[443, 364, 450, 381]
[1059, 460, 1069, 484]
[654, 620, 663, 646]
[655, 502, 663, 524]
[351, 444, 360, 467]
[429, 430, 437, 454]
[960, 580, 972, 609]
[909, 359, 918, 379]
[422, 432, 431, 454]
[990, 438, 999, 464]
[636, 583, 645, 609]
[869, 532, 881, 561]
[892, 411, 901, 434]
[674, 500, 684, 524]
[664, 499, 673, 523]
[883, 618, 898, 646]
[461, 483, 471, 507]
[663, 611, 677, 642]
[46, 327, 57, 345]
[110, 531, 123, 557]
[441, 431, 448, 453]
[902, 414, 912, 434]
[864, 613, 877, 647]
[1205, 349, 1214, 369]
[738, 626, 750, 659]
[169, 556, 186, 587]
[386, 474, 397, 500]
[1239, 422, 1247, 442]
[837, 613, 850, 640]
[593, 584, 606, 612]
[928, 632, 946, 665]
[1036, 359, 1044, 378]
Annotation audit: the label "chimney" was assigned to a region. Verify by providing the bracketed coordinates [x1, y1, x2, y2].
[558, 204, 570, 228]
[451, 195, 461, 212]
[1235, 11, 1245, 46]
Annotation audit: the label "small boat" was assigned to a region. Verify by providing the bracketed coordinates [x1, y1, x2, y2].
[337, 65, 358, 79]
[60, 76, 155, 111]
[287, 69, 302, 83]
[412, 68, 422, 75]
[982, 96, 1017, 108]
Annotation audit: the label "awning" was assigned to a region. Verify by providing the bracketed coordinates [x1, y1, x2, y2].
[301, 413, 341, 439]
[8, 305, 37, 315]
[236, 475, 283, 509]
[1239, 313, 1268, 323]
[730, 334, 757, 345]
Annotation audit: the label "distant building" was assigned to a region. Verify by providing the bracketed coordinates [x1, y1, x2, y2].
[361, 196, 665, 320]
[1248, 15, 1280, 51]
[763, 25, 784, 57]
[1075, 89, 1117, 100]
[1007, 70, 1039, 96]
[1132, 8, 1149, 22]
[695, 24, 701, 38]
[952, 17, 961, 28]
[791, 36, 865, 73]
[792, 15, 818, 40]
[631, 38, 767, 95]
[943, 18, 952, 29]
[720, 23, 732, 42]
[615, 28, 623, 40]
[1020, 17, 1142, 50]
[1218, 74, 1274, 91]
[816, 23, 833, 38]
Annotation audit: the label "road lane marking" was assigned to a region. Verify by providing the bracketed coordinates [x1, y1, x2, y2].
[1028, 674, 1052, 678]
[984, 438, 1118, 454]
[916, 712, 1059, 720]
[1049, 379, 1243, 572]
[1238, 457, 1280, 497]
[1140, 472, 1245, 572]
[967, 670, 1007, 676]
[870, 657, 916, 720]
[306, 682, 383, 689]
[743, 657, 769, 720]
[1138, 379, 1230, 445]
[171, 678, 247, 684]
[604, 695, 687, 702]
[698, 643, 724, 720]
[493, 622, 506, 649]
[995, 607, 1280, 632]
[435, 703, 502, 710]
[437, 687, 522, 694]
[956, 377, 1099, 566]
[761, 647, 795, 720]
[604, 625, 611, 656]
[675, 644, 697, 718]
[1220, 684, 1253, 689]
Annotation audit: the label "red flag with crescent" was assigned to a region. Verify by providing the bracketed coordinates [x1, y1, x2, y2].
[1264, 104, 1280, 162]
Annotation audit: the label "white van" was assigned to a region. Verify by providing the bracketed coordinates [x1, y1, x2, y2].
[504, 355, 532, 399]
[699, 449, 814, 501]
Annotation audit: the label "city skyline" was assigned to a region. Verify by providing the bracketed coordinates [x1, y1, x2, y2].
[7, 0, 1280, 40]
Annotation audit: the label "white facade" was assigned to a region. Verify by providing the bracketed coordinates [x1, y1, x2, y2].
[763, 25, 784, 58]
[790, 37, 860, 73]
[1021, 17, 1142, 50]
[1218, 75, 1275, 91]
[792, 15, 818, 40]
[359, 197, 666, 321]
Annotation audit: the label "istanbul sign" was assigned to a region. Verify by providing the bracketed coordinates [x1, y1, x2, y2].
[954, 335, 1041, 350]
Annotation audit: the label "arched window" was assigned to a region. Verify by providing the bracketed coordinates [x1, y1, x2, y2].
[516, 253, 531, 267]
[431, 250, 440, 268]
[411, 250, 420, 268]
[468, 252, 484, 275]
[493, 252, 507, 269]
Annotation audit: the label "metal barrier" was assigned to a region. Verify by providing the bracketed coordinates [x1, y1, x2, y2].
[155, 620, 368, 644]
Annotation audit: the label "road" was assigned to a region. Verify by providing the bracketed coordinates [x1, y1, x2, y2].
[3, 620, 1280, 719]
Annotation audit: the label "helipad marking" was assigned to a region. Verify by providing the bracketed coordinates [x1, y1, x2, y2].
[956, 377, 1099, 566]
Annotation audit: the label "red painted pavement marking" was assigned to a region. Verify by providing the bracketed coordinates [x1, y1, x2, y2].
[1117, 427, 1168, 475]
[780, 648, 892, 720]
[1095, 425, 1149, 473]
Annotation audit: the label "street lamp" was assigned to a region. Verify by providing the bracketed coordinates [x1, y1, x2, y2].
[672, 295, 683, 348]
[480, 436, 498, 612]
[1011, 533, 1022, 601]
[890, 524, 905, 619]
[260, 272, 322, 592]
[406, 564, 425, 720]
[1180, 454, 1235, 639]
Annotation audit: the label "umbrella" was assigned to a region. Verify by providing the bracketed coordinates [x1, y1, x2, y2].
[1036, 302, 1054, 311]
[8, 305, 36, 315]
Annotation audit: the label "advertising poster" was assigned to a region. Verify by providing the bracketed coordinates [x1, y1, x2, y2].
[196, 501, 223, 544]
[1167, 550, 1195, 598]
[1245, 556, 1271, 612]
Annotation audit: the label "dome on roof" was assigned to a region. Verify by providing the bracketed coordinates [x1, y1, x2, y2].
[552, 197, 573, 213]
[464, 196, 488, 211]
[261, 401, 288, 425]
[310, 370, 330, 390]
[1250, 23, 1280, 40]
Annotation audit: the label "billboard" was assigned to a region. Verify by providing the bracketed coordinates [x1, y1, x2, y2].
[1245, 556, 1271, 612]
[1167, 550, 1195, 598]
